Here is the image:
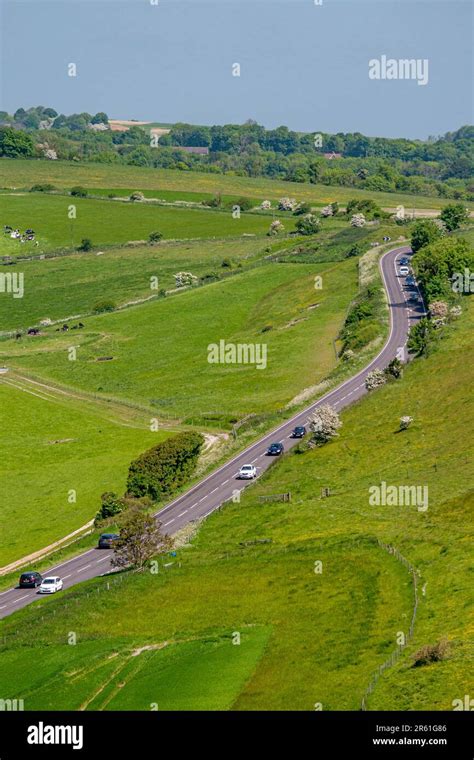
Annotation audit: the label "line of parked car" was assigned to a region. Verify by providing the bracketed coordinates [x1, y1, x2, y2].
[18, 571, 63, 594]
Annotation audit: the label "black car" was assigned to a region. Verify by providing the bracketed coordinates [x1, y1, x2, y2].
[19, 571, 42, 588]
[98, 533, 120, 549]
[399, 257, 409, 265]
[267, 442, 284, 455]
[406, 275, 416, 286]
[292, 426, 306, 438]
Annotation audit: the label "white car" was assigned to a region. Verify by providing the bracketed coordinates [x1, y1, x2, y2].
[38, 576, 63, 594]
[238, 464, 257, 480]
[399, 265, 410, 276]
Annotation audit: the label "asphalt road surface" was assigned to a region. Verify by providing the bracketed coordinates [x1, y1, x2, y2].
[0, 245, 425, 620]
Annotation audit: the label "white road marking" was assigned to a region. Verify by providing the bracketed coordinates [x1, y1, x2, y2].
[163, 519, 175, 526]
[221, 479, 229, 485]
[95, 556, 110, 563]
[77, 564, 92, 573]
[62, 574, 71, 580]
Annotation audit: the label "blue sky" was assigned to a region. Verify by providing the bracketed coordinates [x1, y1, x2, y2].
[1, 0, 472, 138]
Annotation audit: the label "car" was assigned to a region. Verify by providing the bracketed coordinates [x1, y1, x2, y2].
[266, 442, 284, 455]
[399, 266, 410, 276]
[399, 257, 409, 265]
[98, 533, 120, 549]
[406, 275, 416, 286]
[238, 464, 257, 479]
[292, 426, 306, 438]
[38, 576, 63, 594]
[19, 571, 43, 588]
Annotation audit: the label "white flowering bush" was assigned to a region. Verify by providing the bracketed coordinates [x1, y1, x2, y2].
[342, 349, 355, 362]
[309, 404, 342, 443]
[429, 301, 449, 318]
[268, 220, 285, 236]
[365, 369, 386, 390]
[44, 149, 57, 160]
[399, 416, 413, 430]
[174, 271, 199, 288]
[320, 205, 333, 217]
[450, 305, 462, 318]
[261, 200, 272, 210]
[278, 197, 297, 212]
[351, 213, 366, 228]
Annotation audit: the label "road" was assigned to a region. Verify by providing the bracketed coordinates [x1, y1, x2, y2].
[0, 245, 425, 620]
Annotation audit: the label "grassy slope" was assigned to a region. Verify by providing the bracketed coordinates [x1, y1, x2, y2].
[1, 260, 359, 421]
[0, 158, 462, 210]
[1, 303, 471, 711]
[0, 382, 169, 565]
[0, 193, 292, 255]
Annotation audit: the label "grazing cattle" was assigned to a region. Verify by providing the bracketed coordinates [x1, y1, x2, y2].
[15, 333, 22, 340]
[62, 324, 69, 332]
[27, 328, 39, 336]
[78, 322, 84, 328]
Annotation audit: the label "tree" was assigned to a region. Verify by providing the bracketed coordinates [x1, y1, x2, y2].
[129, 191, 145, 201]
[70, 186, 87, 197]
[111, 508, 173, 570]
[0, 127, 34, 158]
[384, 357, 403, 380]
[148, 230, 163, 244]
[308, 404, 342, 443]
[365, 369, 386, 390]
[410, 220, 443, 253]
[351, 213, 366, 227]
[268, 220, 285, 236]
[399, 416, 413, 430]
[93, 298, 116, 313]
[295, 214, 320, 235]
[346, 243, 363, 258]
[91, 112, 109, 125]
[407, 318, 433, 356]
[439, 203, 469, 231]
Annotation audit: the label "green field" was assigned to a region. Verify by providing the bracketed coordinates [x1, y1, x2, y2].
[1, 298, 471, 710]
[0, 192, 292, 255]
[1, 260, 359, 422]
[1, 158, 464, 210]
[0, 380, 169, 565]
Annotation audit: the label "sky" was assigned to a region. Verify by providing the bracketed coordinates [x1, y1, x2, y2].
[0, 0, 472, 139]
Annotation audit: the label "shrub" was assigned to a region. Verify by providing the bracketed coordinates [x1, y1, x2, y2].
[346, 243, 364, 258]
[365, 368, 386, 390]
[126, 431, 204, 502]
[148, 230, 163, 244]
[384, 357, 403, 380]
[407, 318, 433, 356]
[278, 197, 297, 211]
[78, 238, 93, 252]
[309, 404, 342, 443]
[412, 639, 450, 667]
[295, 214, 320, 236]
[174, 271, 199, 288]
[261, 200, 272, 210]
[94, 492, 152, 526]
[294, 201, 312, 216]
[233, 196, 253, 211]
[439, 203, 469, 232]
[320, 204, 333, 217]
[410, 220, 443, 253]
[129, 191, 145, 202]
[351, 213, 366, 228]
[221, 258, 233, 268]
[93, 298, 116, 313]
[268, 220, 285, 236]
[399, 416, 413, 430]
[70, 186, 87, 197]
[30, 183, 56, 192]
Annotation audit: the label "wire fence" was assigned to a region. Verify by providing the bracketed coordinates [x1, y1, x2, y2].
[360, 539, 420, 711]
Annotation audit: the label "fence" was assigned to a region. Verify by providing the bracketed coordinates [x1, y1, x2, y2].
[258, 492, 291, 504]
[360, 540, 420, 711]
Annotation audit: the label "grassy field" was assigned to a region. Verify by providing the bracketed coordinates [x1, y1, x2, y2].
[1, 259, 359, 422]
[0, 298, 471, 711]
[0, 192, 292, 255]
[0, 158, 464, 210]
[0, 380, 170, 566]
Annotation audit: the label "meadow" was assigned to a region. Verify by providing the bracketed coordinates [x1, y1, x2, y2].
[1, 259, 359, 423]
[0, 192, 291, 255]
[0, 158, 464, 210]
[0, 380, 169, 566]
[1, 300, 471, 710]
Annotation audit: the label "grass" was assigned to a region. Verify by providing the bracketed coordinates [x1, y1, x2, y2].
[0, 192, 292, 255]
[1, 299, 471, 710]
[1, 260, 359, 422]
[0, 380, 170, 566]
[1, 158, 464, 210]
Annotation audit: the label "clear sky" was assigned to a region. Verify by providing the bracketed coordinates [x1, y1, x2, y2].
[1, 0, 472, 138]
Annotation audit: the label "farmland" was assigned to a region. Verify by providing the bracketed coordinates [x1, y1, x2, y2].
[1, 158, 466, 211]
[1, 299, 471, 710]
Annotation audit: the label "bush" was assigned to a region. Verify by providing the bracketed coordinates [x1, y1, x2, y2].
[78, 238, 93, 252]
[233, 196, 253, 212]
[70, 186, 87, 197]
[346, 243, 364, 258]
[93, 298, 116, 313]
[309, 404, 342, 443]
[294, 202, 311, 216]
[126, 431, 204, 502]
[94, 492, 152, 526]
[129, 191, 145, 202]
[148, 230, 163, 244]
[384, 357, 403, 380]
[410, 220, 442, 253]
[221, 258, 232, 268]
[412, 639, 450, 667]
[439, 203, 469, 232]
[30, 183, 56, 193]
[365, 368, 386, 390]
[295, 214, 320, 235]
[399, 416, 413, 430]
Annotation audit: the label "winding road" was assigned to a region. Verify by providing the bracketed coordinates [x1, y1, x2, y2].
[0, 245, 425, 620]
